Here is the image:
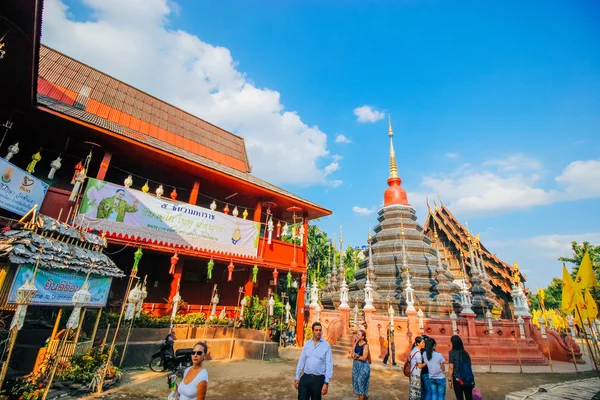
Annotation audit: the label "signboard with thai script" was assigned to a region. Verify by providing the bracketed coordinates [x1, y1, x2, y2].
[8, 264, 112, 307]
[76, 178, 260, 257]
[0, 158, 49, 216]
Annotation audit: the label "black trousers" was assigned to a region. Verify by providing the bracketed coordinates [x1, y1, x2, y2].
[298, 373, 325, 400]
[452, 379, 473, 400]
[383, 343, 396, 365]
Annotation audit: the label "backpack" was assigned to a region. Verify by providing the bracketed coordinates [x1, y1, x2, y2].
[403, 350, 418, 377]
[457, 355, 475, 385]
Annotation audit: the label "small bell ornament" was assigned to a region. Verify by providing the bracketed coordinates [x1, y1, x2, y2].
[223, 204, 230, 215]
[48, 156, 62, 179]
[124, 175, 133, 188]
[210, 200, 217, 211]
[233, 206, 239, 217]
[170, 188, 178, 200]
[4, 142, 19, 161]
[242, 209, 248, 220]
[276, 221, 281, 238]
[155, 184, 164, 198]
[141, 181, 150, 193]
[26, 151, 42, 174]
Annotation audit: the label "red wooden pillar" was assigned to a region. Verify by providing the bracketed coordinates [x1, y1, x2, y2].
[244, 267, 254, 297]
[253, 201, 262, 223]
[189, 180, 200, 205]
[296, 273, 306, 345]
[96, 151, 112, 180]
[168, 259, 184, 307]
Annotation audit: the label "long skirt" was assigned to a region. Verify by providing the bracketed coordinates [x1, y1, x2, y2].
[409, 374, 422, 400]
[352, 359, 370, 396]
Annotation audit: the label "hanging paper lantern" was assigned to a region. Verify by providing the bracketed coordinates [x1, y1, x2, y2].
[276, 221, 281, 238]
[273, 269, 279, 283]
[48, 156, 62, 179]
[124, 175, 133, 188]
[207, 257, 214, 280]
[210, 200, 217, 211]
[301, 272, 306, 289]
[68, 168, 86, 202]
[170, 188, 178, 200]
[156, 184, 164, 198]
[282, 222, 289, 236]
[228, 260, 234, 281]
[267, 217, 274, 244]
[71, 161, 83, 184]
[223, 204, 230, 214]
[287, 270, 292, 288]
[299, 225, 305, 247]
[233, 206, 239, 217]
[4, 142, 19, 161]
[170, 252, 179, 275]
[142, 181, 150, 193]
[26, 151, 42, 174]
[133, 247, 144, 271]
[252, 265, 258, 283]
[242, 209, 248, 220]
[291, 225, 297, 239]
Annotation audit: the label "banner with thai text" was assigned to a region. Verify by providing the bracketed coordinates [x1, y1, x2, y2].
[75, 178, 260, 257]
[0, 158, 49, 216]
[8, 264, 112, 307]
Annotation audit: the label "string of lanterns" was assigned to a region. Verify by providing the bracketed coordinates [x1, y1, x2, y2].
[2, 144, 307, 232]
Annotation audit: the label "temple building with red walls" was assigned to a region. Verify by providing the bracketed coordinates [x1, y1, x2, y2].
[0, 0, 330, 344]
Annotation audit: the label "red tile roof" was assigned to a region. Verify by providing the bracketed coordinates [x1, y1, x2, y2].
[37, 45, 250, 173]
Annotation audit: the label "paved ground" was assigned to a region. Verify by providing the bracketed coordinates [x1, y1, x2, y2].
[72, 355, 597, 400]
[505, 377, 600, 400]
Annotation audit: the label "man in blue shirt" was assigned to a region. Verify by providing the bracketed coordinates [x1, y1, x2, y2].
[294, 322, 334, 399]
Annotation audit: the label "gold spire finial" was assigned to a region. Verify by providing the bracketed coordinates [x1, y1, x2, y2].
[368, 223, 372, 241]
[388, 115, 399, 179]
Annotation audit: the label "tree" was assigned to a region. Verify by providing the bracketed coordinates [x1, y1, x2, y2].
[559, 241, 600, 281]
[529, 278, 562, 311]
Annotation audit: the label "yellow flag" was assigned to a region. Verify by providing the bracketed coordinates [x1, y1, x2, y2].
[585, 288, 598, 320]
[562, 263, 578, 314]
[574, 250, 598, 290]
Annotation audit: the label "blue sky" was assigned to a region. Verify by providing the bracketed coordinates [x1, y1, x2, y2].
[42, 0, 600, 289]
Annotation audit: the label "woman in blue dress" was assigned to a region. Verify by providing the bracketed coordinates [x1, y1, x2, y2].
[352, 329, 371, 400]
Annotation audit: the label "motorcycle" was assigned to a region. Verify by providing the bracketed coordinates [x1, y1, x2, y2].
[149, 333, 193, 376]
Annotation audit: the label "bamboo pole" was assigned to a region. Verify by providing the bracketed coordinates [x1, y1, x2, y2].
[229, 287, 244, 360]
[96, 269, 137, 393]
[73, 308, 87, 347]
[586, 317, 600, 364]
[0, 328, 19, 389]
[261, 292, 271, 361]
[508, 307, 523, 373]
[50, 310, 63, 344]
[569, 338, 579, 373]
[118, 318, 135, 368]
[41, 328, 70, 400]
[100, 324, 111, 352]
[90, 309, 103, 345]
[575, 305, 600, 378]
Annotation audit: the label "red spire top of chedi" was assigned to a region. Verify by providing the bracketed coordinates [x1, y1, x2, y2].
[383, 115, 410, 207]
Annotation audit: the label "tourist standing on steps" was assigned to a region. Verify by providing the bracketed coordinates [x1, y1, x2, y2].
[176, 341, 208, 400]
[295, 322, 334, 400]
[352, 329, 371, 400]
[448, 335, 475, 400]
[382, 324, 397, 366]
[424, 338, 446, 400]
[409, 336, 426, 400]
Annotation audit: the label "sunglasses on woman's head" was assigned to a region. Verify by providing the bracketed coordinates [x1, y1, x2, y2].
[192, 350, 204, 356]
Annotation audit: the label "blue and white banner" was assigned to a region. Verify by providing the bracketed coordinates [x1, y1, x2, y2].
[8, 264, 113, 307]
[0, 158, 49, 216]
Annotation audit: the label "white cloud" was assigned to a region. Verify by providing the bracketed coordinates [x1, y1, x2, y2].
[353, 105, 385, 123]
[41, 0, 336, 187]
[418, 155, 600, 217]
[324, 162, 339, 176]
[335, 134, 352, 144]
[332, 154, 343, 162]
[445, 152, 460, 159]
[352, 206, 376, 216]
[329, 180, 343, 188]
[483, 154, 542, 171]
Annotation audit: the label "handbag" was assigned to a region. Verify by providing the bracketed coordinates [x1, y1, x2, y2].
[472, 387, 482, 400]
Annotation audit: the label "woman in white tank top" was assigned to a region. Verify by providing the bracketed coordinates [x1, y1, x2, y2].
[177, 342, 208, 400]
